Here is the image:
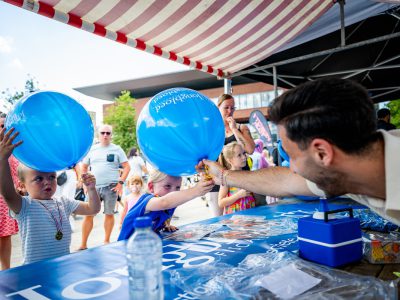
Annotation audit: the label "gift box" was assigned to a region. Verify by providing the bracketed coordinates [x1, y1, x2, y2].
[363, 232, 400, 264]
[298, 207, 362, 267]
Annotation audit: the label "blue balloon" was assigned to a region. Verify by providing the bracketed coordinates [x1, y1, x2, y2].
[137, 88, 224, 176]
[5, 91, 94, 172]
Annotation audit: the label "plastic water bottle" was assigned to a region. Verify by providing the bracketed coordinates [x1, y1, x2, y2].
[126, 216, 164, 300]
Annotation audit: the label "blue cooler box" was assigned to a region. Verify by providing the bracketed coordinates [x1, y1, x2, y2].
[298, 207, 362, 267]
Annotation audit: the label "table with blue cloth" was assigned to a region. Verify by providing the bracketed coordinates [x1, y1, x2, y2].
[0, 199, 398, 299]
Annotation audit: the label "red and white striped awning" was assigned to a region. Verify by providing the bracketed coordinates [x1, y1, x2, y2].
[3, 0, 334, 78]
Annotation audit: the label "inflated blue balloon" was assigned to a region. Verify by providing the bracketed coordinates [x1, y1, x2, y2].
[5, 91, 94, 171]
[137, 88, 224, 176]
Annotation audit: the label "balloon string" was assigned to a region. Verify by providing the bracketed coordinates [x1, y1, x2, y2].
[204, 165, 213, 181]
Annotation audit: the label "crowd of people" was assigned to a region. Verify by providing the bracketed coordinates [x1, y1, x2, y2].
[1, 77, 399, 270]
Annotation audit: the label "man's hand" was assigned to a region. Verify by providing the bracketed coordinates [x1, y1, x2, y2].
[0, 128, 23, 161]
[112, 183, 123, 193]
[196, 159, 224, 185]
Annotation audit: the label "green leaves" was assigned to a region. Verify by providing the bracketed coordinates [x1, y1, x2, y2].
[1, 75, 39, 105]
[104, 90, 137, 153]
[386, 99, 400, 129]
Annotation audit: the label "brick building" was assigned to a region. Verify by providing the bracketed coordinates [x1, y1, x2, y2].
[75, 70, 279, 125]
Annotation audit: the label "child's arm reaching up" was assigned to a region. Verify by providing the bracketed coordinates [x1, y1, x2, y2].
[145, 174, 214, 212]
[0, 128, 23, 213]
[73, 173, 101, 215]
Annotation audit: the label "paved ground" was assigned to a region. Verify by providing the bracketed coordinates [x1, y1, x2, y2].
[10, 195, 212, 269]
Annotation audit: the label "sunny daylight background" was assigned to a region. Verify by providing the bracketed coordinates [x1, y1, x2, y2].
[0, 1, 188, 123]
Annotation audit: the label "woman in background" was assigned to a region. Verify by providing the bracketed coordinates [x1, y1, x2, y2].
[207, 94, 255, 217]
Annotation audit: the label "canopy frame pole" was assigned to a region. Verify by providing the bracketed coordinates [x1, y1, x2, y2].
[250, 73, 306, 79]
[361, 19, 399, 82]
[273, 66, 279, 98]
[308, 0, 347, 73]
[310, 20, 365, 72]
[231, 31, 400, 78]
[272, 65, 282, 166]
[369, 86, 400, 91]
[342, 53, 400, 79]
[252, 65, 296, 87]
[371, 87, 400, 100]
[308, 62, 400, 79]
[224, 78, 232, 95]
[339, 0, 346, 47]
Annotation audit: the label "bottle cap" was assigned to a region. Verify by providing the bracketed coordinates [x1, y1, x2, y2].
[134, 216, 152, 228]
[312, 211, 336, 220]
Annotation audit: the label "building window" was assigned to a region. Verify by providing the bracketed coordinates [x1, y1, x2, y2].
[210, 90, 282, 110]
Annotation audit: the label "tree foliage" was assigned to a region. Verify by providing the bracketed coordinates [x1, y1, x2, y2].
[1, 76, 39, 105]
[386, 99, 400, 128]
[104, 90, 137, 153]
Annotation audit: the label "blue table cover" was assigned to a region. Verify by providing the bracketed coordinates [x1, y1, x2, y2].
[0, 200, 363, 299]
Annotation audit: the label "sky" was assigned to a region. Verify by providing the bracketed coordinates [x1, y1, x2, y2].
[0, 2, 188, 100]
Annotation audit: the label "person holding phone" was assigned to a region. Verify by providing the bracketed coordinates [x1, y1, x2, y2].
[78, 124, 130, 250]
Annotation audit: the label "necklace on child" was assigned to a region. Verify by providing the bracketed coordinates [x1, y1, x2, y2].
[37, 200, 64, 240]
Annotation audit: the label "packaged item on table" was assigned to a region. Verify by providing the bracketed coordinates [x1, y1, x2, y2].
[352, 209, 399, 232]
[161, 224, 222, 241]
[363, 232, 400, 264]
[219, 215, 297, 233]
[168, 251, 397, 299]
[219, 215, 268, 228]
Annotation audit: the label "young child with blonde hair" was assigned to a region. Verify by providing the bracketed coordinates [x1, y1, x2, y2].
[118, 169, 214, 240]
[218, 142, 256, 214]
[119, 175, 144, 229]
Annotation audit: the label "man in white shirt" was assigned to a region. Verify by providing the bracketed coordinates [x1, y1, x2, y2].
[199, 78, 400, 225]
[78, 125, 130, 249]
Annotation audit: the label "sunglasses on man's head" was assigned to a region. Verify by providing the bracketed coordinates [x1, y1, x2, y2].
[100, 132, 111, 135]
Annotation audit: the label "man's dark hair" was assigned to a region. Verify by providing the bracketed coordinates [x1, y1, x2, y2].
[377, 108, 390, 119]
[269, 78, 378, 154]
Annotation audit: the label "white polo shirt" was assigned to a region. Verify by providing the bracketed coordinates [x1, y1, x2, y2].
[306, 129, 400, 225]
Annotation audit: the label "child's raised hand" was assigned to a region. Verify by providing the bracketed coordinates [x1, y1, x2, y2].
[81, 173, 96, 188]
[192, 172, 214, 196]
[162, 225, 178, 232]
[0, 128, 23, 161]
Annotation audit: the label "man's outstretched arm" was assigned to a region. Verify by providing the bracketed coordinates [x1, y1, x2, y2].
[199, 159, 314, 197]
